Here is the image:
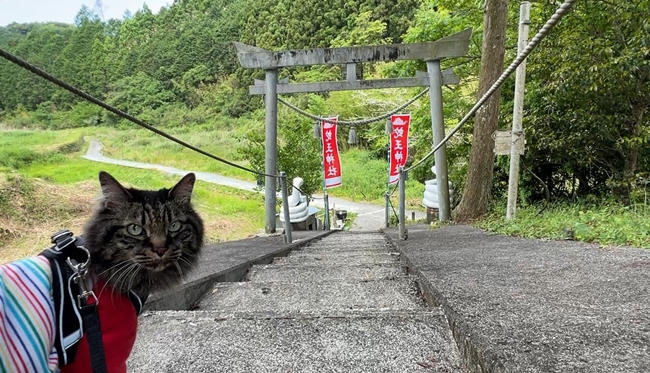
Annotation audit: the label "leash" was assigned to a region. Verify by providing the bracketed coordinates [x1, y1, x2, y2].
[45, 230, 108, 373]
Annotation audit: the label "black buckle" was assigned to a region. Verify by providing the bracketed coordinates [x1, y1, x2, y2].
[51, 229, 73, 243]
[51, 230, 77, 252]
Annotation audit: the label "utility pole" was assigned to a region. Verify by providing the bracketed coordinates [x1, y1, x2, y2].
[506, 1, 531, 220]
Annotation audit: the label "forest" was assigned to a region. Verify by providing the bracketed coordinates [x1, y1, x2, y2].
[1, 0, 649, 217]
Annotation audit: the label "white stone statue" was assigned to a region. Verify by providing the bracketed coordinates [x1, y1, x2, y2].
[422, 166, 453, 209]
[280, 177, 310, 223]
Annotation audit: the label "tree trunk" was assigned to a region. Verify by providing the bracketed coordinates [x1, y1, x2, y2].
[576, 172, 591, 197]
[453, 0, 509, 222]
[615, 101, 647, 205]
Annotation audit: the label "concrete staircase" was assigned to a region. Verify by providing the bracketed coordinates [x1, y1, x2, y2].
[129, 232, 464, 372]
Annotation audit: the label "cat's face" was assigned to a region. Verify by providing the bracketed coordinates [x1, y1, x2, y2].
[83, 171, 204, 295]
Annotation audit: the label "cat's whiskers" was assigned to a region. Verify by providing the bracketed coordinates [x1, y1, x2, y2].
[109, 264, 136, 304]
[96, 260, 132, 277]
[161, 251, 188, 268]
[102, 262, 138, 298]
[164, 251, 196, 271]
[127, 266, 142, 294]
[134, 256, 173, 273]
[178, 257, 197, 272]
[173, 261, 183, 277]
[133, 258, 157, 264]
[99, 260, 136, 296]
[114, 263, 141, 297]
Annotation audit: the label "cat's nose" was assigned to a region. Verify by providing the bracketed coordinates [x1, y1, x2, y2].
[152, 247, 168, 257]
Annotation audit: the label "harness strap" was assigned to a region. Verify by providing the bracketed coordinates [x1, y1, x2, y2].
[41, 229, 148, 372]
[41, 231, 84, 366]
[80, 303, 108, 373]
[129, 290, 148, 315]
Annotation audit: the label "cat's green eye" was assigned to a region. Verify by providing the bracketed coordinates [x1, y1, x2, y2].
[127, 224, 144, 236]
[168, 221, 182, 233]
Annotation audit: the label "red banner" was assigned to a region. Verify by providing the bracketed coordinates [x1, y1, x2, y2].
[388, 114, 411, 185]
[321, 117, 342, 188]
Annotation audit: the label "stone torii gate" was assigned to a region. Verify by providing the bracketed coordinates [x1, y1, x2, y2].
[234, 29, 472, 233]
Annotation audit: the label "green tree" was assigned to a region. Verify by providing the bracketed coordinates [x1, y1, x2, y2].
[0, 23, 73, 111]
[237, 111, 322, 197]
[240, 0, 418, 50]
[59, 6, 106, 99]
[522, 0, 650, 204]
[104, 72, 174, 123]
[393, 2, 479, 188]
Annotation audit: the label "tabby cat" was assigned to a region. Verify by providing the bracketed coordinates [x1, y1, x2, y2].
[0, 171, 205, 373]
[84, 171, 204, 296]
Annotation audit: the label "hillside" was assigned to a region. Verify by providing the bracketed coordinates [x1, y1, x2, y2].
[1, 0, 648, 230]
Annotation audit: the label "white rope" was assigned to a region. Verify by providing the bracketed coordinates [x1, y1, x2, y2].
[278, 88, 429, 126]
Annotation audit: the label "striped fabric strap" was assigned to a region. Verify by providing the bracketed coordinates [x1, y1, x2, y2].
[0, 256, 59, 372]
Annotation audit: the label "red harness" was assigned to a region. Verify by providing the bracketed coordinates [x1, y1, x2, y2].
[61, 280, 138, 373]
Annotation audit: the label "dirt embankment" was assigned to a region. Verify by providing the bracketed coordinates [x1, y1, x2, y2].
[0, 173, 98, 264]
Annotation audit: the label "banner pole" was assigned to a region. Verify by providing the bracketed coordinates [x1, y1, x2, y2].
[320, 120, 330, 231]
[385, 117, 392, 228]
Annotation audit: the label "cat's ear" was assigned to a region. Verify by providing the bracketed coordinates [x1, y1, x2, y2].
[98, 171, 132, 206]
[169, 173, 196, 203]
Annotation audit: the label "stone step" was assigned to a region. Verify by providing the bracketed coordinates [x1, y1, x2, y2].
[288, 250, 399, 259]
[246, 263, 405, 283]
[129, 310, 464, 373]
[198, 280, 425, 313]
[308, 239, 387, 245]
[162, 307, 445, 320]
[317, 232, 385, 237]
[300, 244, 392, 253]
[272, 251, 398, 266]
[306, 239, 388, 246]
[310, 237, 387, 246]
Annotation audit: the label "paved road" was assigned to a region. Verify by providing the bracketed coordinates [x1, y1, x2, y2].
[82, 140, 425, 231]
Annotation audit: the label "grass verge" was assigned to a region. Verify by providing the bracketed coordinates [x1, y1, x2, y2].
[477, 202, 650, 249]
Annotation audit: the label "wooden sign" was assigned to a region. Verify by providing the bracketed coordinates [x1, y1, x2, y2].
[492, 130, 525, 155]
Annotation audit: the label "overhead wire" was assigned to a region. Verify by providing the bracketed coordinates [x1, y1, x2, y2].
[0, 48, 275, 179]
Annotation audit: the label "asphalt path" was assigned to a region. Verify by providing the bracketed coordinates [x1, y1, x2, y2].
[82, 140, 425, 231]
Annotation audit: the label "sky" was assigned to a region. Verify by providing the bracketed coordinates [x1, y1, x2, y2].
[0, 0, 172, 26]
